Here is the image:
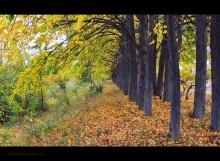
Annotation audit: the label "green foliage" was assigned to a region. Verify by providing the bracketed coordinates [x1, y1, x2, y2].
[180, 63, 195, 83]
[5, 15, 15, 23]
[0, 66, 19, 123]
[0, 15, 117, 124]
[95, 85, 103, 93]
[80, 69, 90, 83]
[26, 119, 54, 140]
[0, 106, 13, 124]
[45, 84, 66, 109]
[0, 131, 12, 144]
[0, 64, 46, 123]
[90, 84, 103, 96]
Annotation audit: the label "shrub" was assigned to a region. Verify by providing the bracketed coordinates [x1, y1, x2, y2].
[90, 84, 103, 96]
[0, 105, 13, 124]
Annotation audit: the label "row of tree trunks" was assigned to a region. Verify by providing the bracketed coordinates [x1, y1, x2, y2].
[112, 17, 130, 95]
[113, 14, 178, 139]
[189, 14, 220, 131]
[112, 14, 220, 141]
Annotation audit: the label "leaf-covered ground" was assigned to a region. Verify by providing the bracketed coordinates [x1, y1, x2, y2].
[27, 81, 220, 146]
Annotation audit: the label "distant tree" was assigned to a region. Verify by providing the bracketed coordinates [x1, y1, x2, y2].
[156, 30, 166, 99]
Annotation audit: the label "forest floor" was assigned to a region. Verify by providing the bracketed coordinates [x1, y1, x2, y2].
[1, 80, 220, 146]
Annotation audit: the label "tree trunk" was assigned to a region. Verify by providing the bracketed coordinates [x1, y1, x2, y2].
[149, 15, 157, 95]
[192, 15, 207, 118]
[124, 43, 130, 95]
[117, 40, 123, 91]
[127, 15, 138, 102]
[63, 86, 69, 105]
[163, 37, 171, 102]
[137, 18, 141, 97]
[123, 48, 130, 95]
[185, 84, 195, 100]
[180, 81, 186, 97]
[144, 15, 152, 116]
[210, 15, 220, 131]
[176, 15, 183, 53]
[122, 17, 130, 95]
[152, 33, 158, 96]
[166, 15, 181, 141]
[156, 37, 166, 99]
[40, 75, 44, 110]
[119, 32, 126, 94]
[137, 15, 148, 110]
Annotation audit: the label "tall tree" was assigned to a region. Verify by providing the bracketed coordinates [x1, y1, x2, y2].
[163, 15, 182, 102]
[118, 27, 130, 95]
[210, 15, 220, 131]
[166, 15, 181, 140]
[144, 15, 153, 116]
[137, 15, 148, 110]
[127, 15, 138, 102]
[192, 15, 207, 118]
[156, 36, 166, 99]
[149, 15, 157, 95]
[122, 17, 130, 95]
[163, 36, 171, 102]
[122, 42, 130, 95]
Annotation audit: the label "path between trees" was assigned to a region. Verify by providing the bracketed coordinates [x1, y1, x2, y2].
[29, 81, 219, 146]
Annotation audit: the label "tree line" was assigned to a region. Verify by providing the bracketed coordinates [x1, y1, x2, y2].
[112, 15, 220, 141]
[1, 15, 220, 141]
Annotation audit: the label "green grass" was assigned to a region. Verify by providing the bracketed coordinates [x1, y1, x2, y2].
[0, 79, 104, 146]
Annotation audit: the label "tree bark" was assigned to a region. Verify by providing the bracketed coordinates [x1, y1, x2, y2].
[210, 15, 220, 131]
[63, 85, 69, 105]
[119, 28, 129, 95]
[149, 15, 157, 95]
[123, 17, 130, 95]
[156, 37, 166, 99]
[166, 15, 181, 141]
[40, 75, 44, 110]
[176, 15, 183, 53]
[127, 15, 138, 102]
[118, 39, 124, 91]
[192, 15, 207, 118]
[123, 45, 130, 95]
[137, 15, 148, 110]
[185, 84, 195, 100]
[163, 36, 171, 102]
[144, 15, 152, 116]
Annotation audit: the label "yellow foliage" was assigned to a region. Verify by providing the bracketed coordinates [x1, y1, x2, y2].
[75, 15, 84, 32]
[149, 39, 155, 45]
